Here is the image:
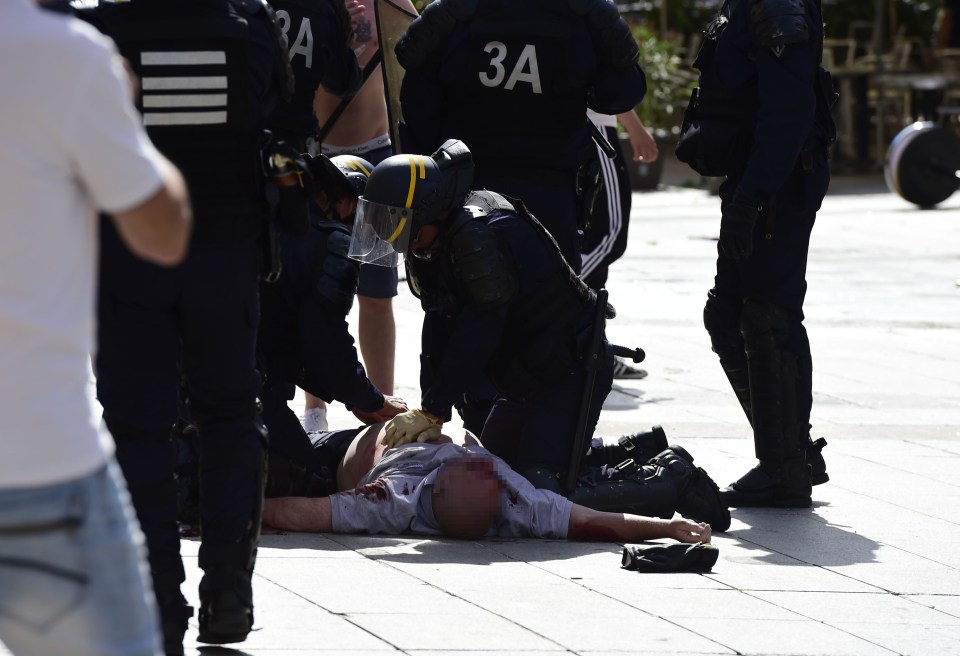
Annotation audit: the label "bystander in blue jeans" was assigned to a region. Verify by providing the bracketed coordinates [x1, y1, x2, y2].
[0, 460, 162, 656]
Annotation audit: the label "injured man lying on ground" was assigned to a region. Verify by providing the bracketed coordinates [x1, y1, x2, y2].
[261, 423, 725, 542]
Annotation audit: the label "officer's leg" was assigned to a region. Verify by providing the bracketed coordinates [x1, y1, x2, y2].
[703, 290, 752, 422]
[490, 367, 612, 493]
[179, 245, 266, 645]
[96, 218, 190, 656]
[723, 300, 812, 507]
[581, 425, 670, 468]
[569, 447, 730, 532]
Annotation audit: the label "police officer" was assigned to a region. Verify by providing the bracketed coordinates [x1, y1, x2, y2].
[394, 0, 646, 273]
[675, 0, 836, 508]
[267, 0, 363, 151]
[82, 0, 291, 652]
[257, 154, 407, 483]
[347, 140, 612, 490]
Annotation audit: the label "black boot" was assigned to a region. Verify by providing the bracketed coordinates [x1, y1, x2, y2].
[722, 457, 812, 508]
[649, 449, 730, 532]
[726, 302, 814, 509]
[197, 543, 256, 645]
[583, 425, 670, 468]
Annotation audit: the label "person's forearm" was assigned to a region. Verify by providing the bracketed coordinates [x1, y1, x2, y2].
[567, 504, 670, 542]
[262, 497, 334, 533]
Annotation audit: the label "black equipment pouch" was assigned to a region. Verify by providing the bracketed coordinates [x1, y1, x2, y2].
[675, 88, 751, 178]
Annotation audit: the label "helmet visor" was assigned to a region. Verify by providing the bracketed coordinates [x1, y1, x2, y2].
[348, 198, 414, 266]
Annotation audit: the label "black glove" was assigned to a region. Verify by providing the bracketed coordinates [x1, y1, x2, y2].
[719, 192, 763, 260]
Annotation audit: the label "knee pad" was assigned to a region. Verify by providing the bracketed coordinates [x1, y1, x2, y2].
[703, 292, 743, 358]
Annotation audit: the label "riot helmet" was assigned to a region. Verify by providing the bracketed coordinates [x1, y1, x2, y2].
[329, 155, 374, 199]
[348, 139, 474, 266]
[305, 153, 373, 223]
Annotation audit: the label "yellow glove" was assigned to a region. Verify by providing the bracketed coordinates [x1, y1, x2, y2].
[383, 408, 442, 448]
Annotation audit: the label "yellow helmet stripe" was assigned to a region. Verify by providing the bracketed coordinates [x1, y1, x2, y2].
[385, 216, 408, 244]
[405, 156, 426, 208]
[344, 158, 371, 176]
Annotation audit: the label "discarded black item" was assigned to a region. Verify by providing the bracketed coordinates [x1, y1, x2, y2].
[620, 542, 719, 573]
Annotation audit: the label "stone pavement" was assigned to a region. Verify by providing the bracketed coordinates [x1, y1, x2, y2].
[7, 172, 959, 656]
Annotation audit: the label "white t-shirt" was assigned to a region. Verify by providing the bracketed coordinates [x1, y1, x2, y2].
[330, 443, 573, 538]
[0, 0, 166, 488]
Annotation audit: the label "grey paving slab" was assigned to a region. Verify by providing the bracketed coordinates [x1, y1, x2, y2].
[675, 617, 897, 655]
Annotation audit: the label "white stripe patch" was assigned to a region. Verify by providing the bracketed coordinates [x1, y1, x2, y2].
[144, 111, 228, 126]
[142, 94, 228, 109]
[141, 51, 226, 66]
[141, 76, 228, 91]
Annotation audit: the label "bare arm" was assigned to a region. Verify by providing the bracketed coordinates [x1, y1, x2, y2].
[618, 110, 659, 162]
[568, 504, 710, 544]
[110, 156, 192, 266]
[263, 496, 334, 533]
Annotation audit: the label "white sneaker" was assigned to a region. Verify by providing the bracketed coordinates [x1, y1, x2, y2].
[612, 357, 648, 380]
[301, 407, 328, 433]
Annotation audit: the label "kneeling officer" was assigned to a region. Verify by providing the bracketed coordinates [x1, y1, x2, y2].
[348, 140, 613, 490]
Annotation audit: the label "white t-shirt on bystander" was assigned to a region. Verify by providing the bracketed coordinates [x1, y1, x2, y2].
[0, 0, 166, 488]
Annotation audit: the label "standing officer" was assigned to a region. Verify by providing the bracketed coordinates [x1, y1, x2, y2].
[675, 0, 836, 508]
[82, 0, 292, 653]
[347, 140, 613, 491]
[394, 0, 646, 272]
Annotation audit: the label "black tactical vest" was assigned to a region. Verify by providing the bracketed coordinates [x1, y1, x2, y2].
[89, 0, 267, 244]
[444, 0, 589, 148]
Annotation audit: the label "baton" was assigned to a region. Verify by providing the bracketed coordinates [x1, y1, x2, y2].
[589, 122, 619, 160]
[565, 289, 611, 494]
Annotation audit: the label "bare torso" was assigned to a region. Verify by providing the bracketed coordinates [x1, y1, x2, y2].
[312, 0, 417, 147]
[336, 423, 480, 490]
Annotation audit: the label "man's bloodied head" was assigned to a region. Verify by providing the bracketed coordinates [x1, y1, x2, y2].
[432, 454, 503, 539]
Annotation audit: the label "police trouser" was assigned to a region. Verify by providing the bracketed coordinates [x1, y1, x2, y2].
[704, 176, 818, 462]
[479, 365, 614, 479]
[96, 219, 266, 615]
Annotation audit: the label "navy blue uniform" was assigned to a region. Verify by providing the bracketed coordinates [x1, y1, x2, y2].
[407, 191, 612, 479]
[85, 0, 286, 647]
[268, 0, 362, 148]
[258, 213, 383, 466]
[396, 0, 646, 271]
[679, 0, 834, 504]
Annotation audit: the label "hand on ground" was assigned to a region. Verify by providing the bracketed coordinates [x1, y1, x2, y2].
[670, 518, 711, 544]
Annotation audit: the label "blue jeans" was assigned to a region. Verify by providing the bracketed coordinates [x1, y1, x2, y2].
[0, 461, 162, 656]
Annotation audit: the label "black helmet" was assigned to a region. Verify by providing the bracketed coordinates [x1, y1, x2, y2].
[306, 153, 374, 202]
[330, 155, 374, 197]
[348, 139, 474, 266]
